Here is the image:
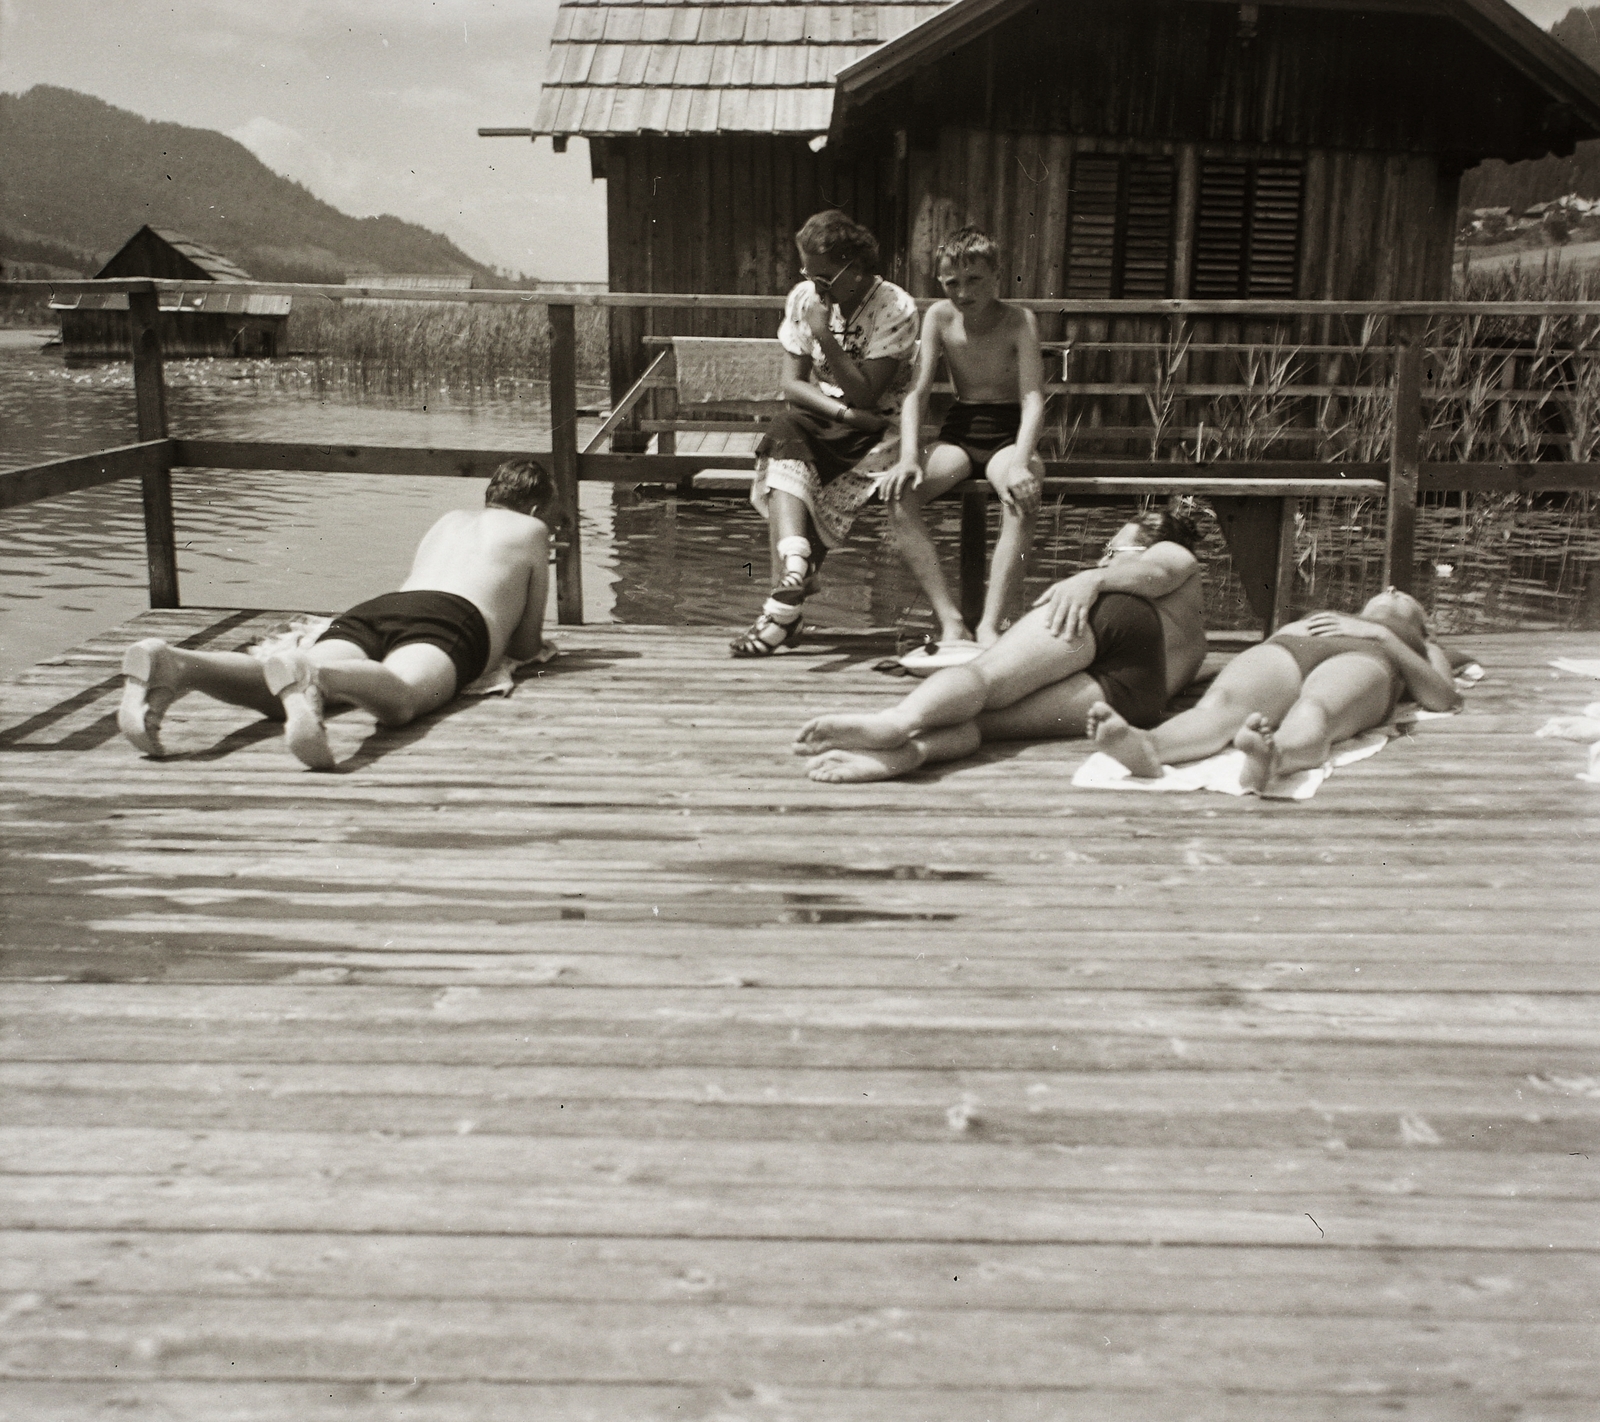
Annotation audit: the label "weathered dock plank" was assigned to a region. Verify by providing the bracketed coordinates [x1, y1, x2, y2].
[1, 613, 1597, 1419]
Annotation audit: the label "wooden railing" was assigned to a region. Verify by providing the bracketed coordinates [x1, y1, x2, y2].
[5, 279, 1600, 633]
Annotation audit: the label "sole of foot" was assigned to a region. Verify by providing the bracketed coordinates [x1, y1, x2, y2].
[1088, 700, 1163, 778]
[806, 745, 924, 783]
[1233, 713, 1279, 794]
[118, 639, 181, 757]
[262, 652, 336, 771]
[793, 712, 911, 755]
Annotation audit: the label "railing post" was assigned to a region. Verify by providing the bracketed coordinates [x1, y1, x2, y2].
[128, 287, 179, 608]
[959, 485, 988, 633]
[1267, 496, 1299, 632]
[1385, 315, 1424, 594]
[548, 302, 584, 624]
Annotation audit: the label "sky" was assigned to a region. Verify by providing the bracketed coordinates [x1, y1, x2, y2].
[0, 0, 1585, 283]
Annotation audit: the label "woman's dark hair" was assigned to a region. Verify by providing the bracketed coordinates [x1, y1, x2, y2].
[485, 458, 556, 521]
[795, 209, 881, 273]
[1130, 498, 1203, 552]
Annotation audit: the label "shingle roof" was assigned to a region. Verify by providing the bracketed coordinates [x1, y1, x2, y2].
[145, 228, 255, 282]
[533, 1, 955, 136]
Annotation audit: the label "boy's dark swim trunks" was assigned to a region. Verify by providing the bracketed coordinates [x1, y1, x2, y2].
[935, 401, 1023, 474]
[1086, 592, 1167, 729]
[316, 590, 491, 689]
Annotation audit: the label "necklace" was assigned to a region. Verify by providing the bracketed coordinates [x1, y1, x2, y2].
[839, 276, 881, 325]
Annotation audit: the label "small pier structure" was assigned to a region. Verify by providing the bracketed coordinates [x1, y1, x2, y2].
[3, 277, 1599, 1417]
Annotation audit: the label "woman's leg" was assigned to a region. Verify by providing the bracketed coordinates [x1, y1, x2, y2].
[794, 603, 1097, 754]
[888, 443, 973, 643]
[736, 488, 815, 656]
[1234, 654, 1393, 791]
[976, 670, 1104, 742]
[975, 446, 1043, 646]
[1091, 643, 1304, 777]
[807, 720, 982, 784]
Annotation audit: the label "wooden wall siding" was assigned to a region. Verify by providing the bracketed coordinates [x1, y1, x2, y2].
[879, 1, 1573, 163]
[602, 135, 894, 407]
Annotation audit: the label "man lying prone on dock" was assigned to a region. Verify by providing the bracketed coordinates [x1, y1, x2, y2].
[117, 459, 554, 770]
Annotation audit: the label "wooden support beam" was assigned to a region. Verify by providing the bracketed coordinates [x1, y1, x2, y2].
[172, 441, 544, 479]
[548, 304, 584, 625]
[128, 290, 178, 610]
[1385, 316, 1425, 593]
[959, 485, 989, 633]
[0, 442, 173, 512]
[1268, 497, 1300, 633]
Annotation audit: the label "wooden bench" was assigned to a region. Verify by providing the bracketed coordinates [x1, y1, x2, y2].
[589, 337, 1385, 633]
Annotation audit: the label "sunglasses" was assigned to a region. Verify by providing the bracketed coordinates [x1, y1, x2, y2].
[803, 258, 855, 295]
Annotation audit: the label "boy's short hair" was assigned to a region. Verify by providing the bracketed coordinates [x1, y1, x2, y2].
[485, 459, 555, 521]
[936, 226, 1002, 271]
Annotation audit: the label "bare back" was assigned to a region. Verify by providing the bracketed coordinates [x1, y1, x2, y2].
[932, 300, 1035, 403]
[401, 508, 549, 663]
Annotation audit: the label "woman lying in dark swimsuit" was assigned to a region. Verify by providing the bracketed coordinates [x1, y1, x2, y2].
[1090, 588, 1461, 792]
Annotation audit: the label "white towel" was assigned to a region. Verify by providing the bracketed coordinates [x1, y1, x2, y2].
[247, 615, 557, 697]
[1072, 729, 1393, 800]
[1550, 657, 1600, 679]
[1071, 668, 1479, 801]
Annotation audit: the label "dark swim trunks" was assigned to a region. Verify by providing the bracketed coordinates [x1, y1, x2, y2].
[1086, 592, 1167, 729]
[935, 402, 1023, 474]
[1267, 633, 1403, 720]
[317, 590, 491, 690]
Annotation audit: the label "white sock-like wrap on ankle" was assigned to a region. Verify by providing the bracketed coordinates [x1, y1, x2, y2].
[761, 595, 802, 623]
[776, 535, 811, 579]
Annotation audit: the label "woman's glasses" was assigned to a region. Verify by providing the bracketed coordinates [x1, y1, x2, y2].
[803, 258, 854, 296]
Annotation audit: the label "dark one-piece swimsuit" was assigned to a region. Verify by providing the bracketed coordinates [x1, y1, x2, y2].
[936, 401, 1023, 474]
[1085, 592, 1168, 729]
[316, 590, 492, 690]
[1266, 633, 1404, 720]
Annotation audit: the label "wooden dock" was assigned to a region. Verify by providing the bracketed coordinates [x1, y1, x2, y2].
[3, 610, 1598, 1420]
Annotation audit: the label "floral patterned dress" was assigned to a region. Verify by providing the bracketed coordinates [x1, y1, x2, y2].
[751, 277, 919, 547]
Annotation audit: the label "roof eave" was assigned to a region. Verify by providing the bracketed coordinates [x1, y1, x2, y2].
[829, 0, 1600, 147]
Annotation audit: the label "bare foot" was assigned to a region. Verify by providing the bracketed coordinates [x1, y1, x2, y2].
[793, 712, 912, 755]
[1233, 713, 1280, 794]
[937, 618, 973, 645]
[262, 651, 336, 770]
[118, 639, 184, 757]
[807, 744, 926, 782]
[1089, 700, 1163, 778]
[974, 623, 1003, 648]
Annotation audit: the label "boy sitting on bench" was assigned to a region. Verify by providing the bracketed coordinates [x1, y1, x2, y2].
[879, 227, 1046, 648]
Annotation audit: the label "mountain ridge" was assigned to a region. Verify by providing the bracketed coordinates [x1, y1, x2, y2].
[0, 86, 505, 283]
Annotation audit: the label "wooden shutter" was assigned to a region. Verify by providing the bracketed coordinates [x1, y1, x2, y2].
[1192, 158, 1304, 298]
[1066, 155, 1121, 299]
[1192, 160, 1249, 298]
[1066, 153, 1175, 299]
[1122, 156, 1174, 297]
[1245, 162, 1304, 297]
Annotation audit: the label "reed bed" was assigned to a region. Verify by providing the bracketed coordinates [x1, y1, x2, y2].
[283, 298, 609, 396]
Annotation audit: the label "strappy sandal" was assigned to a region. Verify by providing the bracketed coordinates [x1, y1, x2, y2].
[730, 609, 804, 657]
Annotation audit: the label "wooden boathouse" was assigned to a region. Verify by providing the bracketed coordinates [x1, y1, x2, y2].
[52, 227, 290, 360]
[525, 0, 1600, 403]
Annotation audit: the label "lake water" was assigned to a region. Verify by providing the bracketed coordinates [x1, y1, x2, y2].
[3, 330, 1597, 678]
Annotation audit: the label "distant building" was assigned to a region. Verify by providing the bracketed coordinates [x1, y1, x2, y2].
[52, 226, 289, 359]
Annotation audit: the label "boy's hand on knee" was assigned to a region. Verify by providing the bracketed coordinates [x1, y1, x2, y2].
[997, 465, 1040, 518]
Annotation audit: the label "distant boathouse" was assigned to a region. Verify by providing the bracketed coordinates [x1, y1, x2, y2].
[525, 0, 1600, 411]
[52, 226, 290, 360]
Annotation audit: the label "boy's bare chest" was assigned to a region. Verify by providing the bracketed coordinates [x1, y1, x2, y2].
[944, 321, 1017, 380]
